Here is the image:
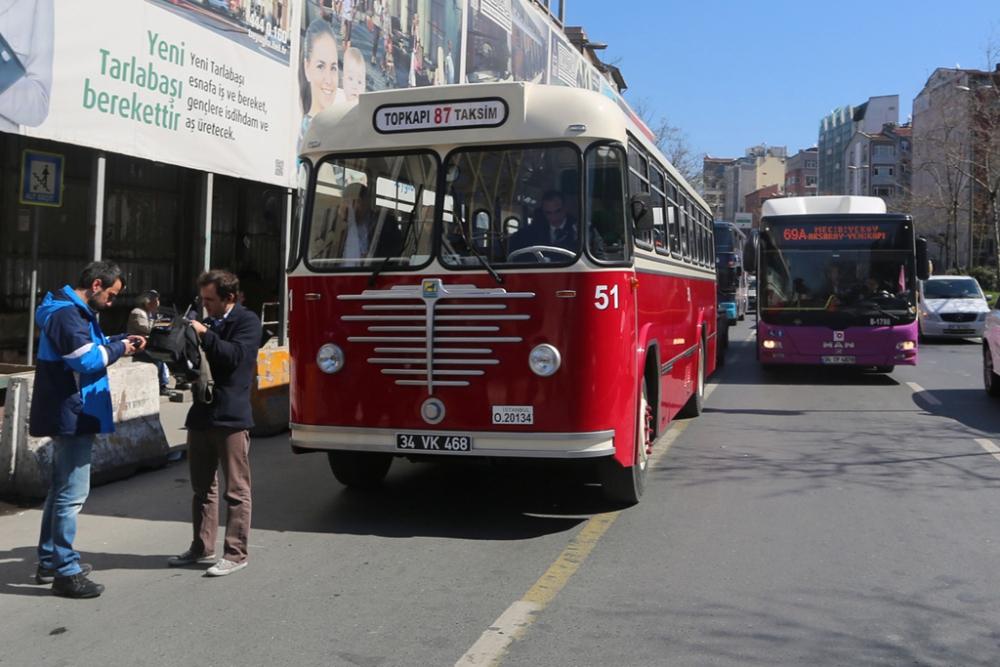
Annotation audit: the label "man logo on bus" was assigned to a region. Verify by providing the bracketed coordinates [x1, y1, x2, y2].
[422, 280, 440, 299]
[834, 331, 845, 342]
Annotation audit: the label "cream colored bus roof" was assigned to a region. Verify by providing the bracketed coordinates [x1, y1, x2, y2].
[762, 195, 888, 217]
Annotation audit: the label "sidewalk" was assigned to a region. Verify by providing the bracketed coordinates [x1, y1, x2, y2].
[158, 394, 193, 454]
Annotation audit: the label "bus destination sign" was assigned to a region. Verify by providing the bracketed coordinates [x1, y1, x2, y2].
[374, 98, 508, 133]
[777, 222, 893, 244]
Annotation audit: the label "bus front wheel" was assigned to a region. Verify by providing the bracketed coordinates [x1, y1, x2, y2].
[599, 378, 650, 504]
[327, 451, 393, 489]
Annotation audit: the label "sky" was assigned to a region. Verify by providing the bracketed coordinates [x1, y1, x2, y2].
[563, 0, 999, 160]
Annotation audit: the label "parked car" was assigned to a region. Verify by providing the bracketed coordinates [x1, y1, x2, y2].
[984, 306, 1000, 395]
[918, 275, 990, 339]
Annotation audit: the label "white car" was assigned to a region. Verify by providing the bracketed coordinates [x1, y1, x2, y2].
[918, 276, 990, 339]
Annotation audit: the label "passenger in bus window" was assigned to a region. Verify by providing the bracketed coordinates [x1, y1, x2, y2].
[299, 19, 346, 151]
[342, 47, 366, 101]
[339, 183, 402, 261]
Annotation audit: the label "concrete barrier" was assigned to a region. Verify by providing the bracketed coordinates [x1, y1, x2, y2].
[0, 360, 170, 499]
[250, 345, 290, 437]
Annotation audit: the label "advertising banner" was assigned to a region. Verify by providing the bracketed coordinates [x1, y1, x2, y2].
[2, 0, 652, 188]
[6, 0, 298, 187]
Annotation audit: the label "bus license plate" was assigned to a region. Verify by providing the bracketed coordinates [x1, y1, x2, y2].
[821, 356, 856, 364]
[396, 433, 473, 453]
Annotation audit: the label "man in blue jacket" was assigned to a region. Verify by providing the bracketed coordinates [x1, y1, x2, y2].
[31, 260, 146, 599]
[168, 270, 262, 576]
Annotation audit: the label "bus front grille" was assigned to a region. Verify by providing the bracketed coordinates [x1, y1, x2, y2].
[338, 280, 534, 394]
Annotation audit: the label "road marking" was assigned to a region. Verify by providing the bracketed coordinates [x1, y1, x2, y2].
[456, 417, 695, 666]
[976, 439, 1000, 463]
[907, 382, 942, 405]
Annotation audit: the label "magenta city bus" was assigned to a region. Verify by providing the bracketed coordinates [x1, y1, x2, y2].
[747, 196, 929, 372]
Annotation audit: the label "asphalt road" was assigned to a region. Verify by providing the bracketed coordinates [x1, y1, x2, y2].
[3, 319, 1000, 667]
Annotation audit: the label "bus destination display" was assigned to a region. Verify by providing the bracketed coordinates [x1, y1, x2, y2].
[375, 99, 508, 134]
[773, 222, 899, 246]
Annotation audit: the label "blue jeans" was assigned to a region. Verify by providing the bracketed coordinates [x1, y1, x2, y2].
[134, 350, 170, 387]
[37, 434, 94, 577]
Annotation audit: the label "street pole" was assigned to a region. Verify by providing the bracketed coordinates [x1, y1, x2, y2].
[26, 207, 39, 365]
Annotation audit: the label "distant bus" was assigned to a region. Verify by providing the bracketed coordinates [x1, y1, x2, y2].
[286, 82, 718, 504]
[714, 221, 747, 324]
[746, 196, 928, 371]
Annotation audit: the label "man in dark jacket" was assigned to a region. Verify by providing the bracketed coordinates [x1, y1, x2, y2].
[32, 260, 146, 599]
[168, 270, 262, 576]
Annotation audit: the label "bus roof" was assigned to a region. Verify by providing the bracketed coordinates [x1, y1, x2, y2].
[300, 82, 710, 212]
[301, 82, 628, 158]
[761, 196, 888, 217]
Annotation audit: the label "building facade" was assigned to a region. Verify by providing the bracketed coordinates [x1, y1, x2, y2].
[785, 148, 818, 198]
[818, 95, 899, 195]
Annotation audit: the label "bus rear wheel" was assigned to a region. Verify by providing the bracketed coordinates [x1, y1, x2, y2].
[599, 378, 651, 504]
[678, 342, 705, 418]
[327, 451, 393, 489]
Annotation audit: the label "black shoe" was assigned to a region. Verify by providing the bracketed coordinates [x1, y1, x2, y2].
[35, 562, 92, 585]
[159, 386, 174, 396]
[175, 381, 192, 391]
[52, 573, 105, 599]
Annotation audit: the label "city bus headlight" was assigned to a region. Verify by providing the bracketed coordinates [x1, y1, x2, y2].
[896, 341, 916, 351]
[529, 344, 561, 376]
[762, 340, 782, 349]
[317, 344, 344, 374]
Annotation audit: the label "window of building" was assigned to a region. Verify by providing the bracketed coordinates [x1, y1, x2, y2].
[873, 186, 893, 197]
[805, 160, 817, 169]
[873, 166, 895, 177]
[806, 176, 818, 186]
[873, 145, 896, 157]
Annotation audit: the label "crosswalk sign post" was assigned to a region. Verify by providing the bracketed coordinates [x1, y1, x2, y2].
[21, 150, 63, 206]
[21, 149, 65, 365]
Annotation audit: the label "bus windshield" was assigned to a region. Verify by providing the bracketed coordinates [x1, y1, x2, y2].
[306, 152, 439, 270]
[759, 217, 918, 327]
[302, 144, 629, 271]
[440, 144, 626, 267]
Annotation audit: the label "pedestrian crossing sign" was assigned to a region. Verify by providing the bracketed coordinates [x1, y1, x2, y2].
[20, 150, 64, 206]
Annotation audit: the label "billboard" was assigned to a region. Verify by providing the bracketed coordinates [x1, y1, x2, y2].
[6, 0, 298, 187]
[2, 0, 652, 188]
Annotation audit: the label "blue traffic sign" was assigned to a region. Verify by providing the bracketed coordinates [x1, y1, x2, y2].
[20, 150, 64, 207]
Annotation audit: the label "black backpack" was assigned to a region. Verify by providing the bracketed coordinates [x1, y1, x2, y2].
[145, 316, 202, 382]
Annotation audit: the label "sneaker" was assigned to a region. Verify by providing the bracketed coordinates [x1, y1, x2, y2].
[206, 559, 248, 577]
[52, 573, 105, 599]
[35, 563, 92, 585]
[159, 386, 174, 397]
[167, 549, 216, 567]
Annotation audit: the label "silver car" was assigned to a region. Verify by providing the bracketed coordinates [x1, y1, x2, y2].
[918, 276, 989, 339]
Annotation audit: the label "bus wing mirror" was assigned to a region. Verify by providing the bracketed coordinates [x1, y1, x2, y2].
[743, 229, 759, 272]
[630, 193, 654, 231]
[916, 236, 930, 281]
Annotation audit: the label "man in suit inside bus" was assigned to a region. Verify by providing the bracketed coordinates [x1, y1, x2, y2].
[339, 182, 403, 262]
[509, 190, 581, 259]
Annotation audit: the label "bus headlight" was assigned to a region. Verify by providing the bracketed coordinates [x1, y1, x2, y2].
[762, 340, 782, 349]
[317, 344, 344, 374]
[896, 341, 916, 351]
[529, 344, 561, 376]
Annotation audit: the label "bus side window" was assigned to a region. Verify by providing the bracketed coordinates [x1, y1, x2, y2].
[587, 145, 628, 262]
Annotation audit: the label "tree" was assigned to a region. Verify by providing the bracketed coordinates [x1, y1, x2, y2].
[630, 97, 703, 189]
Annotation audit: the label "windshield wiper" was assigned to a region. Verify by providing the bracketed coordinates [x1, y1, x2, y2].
[368, 186, 423, 287]
[450, 197, 504, 285]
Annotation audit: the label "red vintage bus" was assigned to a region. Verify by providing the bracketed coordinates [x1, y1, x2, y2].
[287, 82, 717, 503]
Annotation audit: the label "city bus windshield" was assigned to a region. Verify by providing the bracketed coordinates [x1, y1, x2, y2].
[305, 152, 439, 270]
[302, 144, 629, 272]
[759, 217, 918, 327]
